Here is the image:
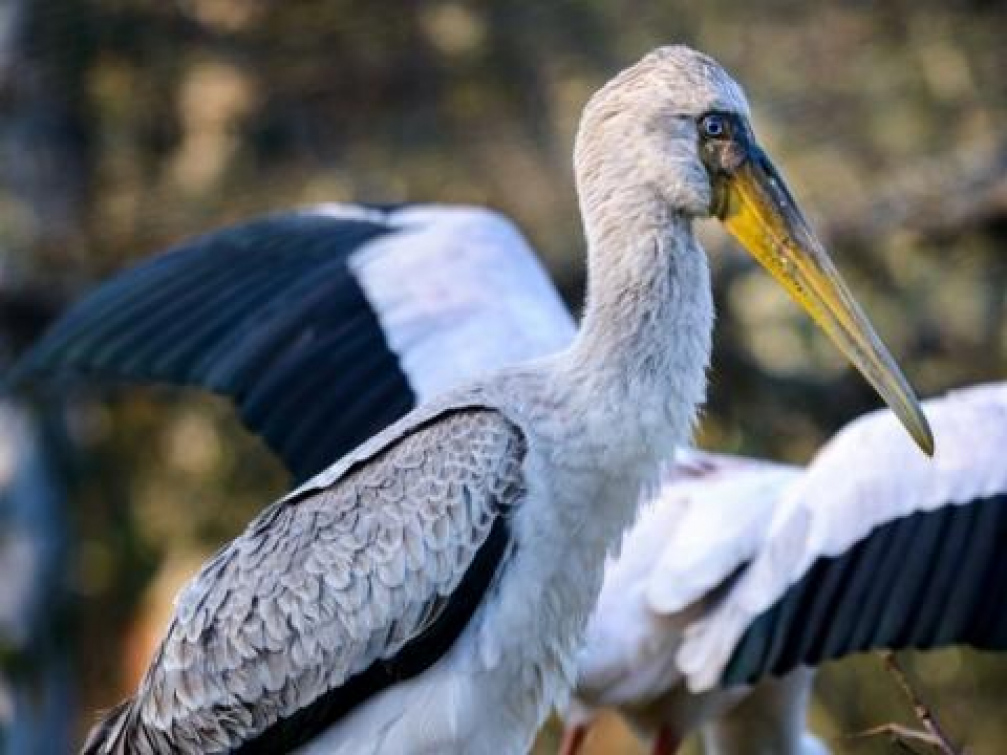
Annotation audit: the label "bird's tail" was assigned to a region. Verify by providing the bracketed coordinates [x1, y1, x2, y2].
[80, 699, 136, 755]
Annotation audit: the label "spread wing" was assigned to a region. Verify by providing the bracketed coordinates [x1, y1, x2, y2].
[12, 204, 572, 483]
[679, 382, 1007, 691]
[84, 406, 528, 755]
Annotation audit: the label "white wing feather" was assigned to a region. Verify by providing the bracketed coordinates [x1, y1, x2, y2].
[679, 382, 1007, 691]
[646, 453, 800, 615]
[573, 451, 797, 706]
[346, 205, 576, 401]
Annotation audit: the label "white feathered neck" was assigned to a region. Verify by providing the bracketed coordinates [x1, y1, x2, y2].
[559, 182, 713, 477]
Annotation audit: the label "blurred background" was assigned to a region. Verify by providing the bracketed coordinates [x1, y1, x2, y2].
[0, 0, 1004, 752]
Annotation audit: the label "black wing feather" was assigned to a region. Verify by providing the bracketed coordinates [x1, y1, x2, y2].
[724, 494, 1007, 684]
[10, 211, 417, 483]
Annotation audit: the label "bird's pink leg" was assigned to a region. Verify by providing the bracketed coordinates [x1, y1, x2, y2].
[558, 724, 589, 755]
[651, 725, 681, 755]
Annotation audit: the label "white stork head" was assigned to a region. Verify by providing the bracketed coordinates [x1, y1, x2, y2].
[576, 45, 750, 218]
[573, 45, 933, 457]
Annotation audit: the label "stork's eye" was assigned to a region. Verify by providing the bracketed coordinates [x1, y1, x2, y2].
[699, 113, 728, 139]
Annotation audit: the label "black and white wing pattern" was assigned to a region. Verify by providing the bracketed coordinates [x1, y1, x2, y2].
[679, 382, 1007, 690]
[561, 453, 831, 755]
[84, 401, 527, 755]
[12, 204, 573, 482]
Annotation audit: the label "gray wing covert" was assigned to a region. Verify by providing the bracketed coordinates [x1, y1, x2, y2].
[88, 408, 527, 755]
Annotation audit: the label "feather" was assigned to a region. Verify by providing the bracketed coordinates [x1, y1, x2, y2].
[85, 406, 526, 753]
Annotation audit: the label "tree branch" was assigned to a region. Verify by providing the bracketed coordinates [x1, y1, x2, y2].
[878, 651, 966, 755]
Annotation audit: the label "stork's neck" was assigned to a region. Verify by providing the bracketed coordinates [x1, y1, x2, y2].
[562, 189, 713, 467]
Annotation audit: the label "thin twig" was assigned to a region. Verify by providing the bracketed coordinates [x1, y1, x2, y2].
[848, 722, 942, 754]
[878, 651, 964, 755]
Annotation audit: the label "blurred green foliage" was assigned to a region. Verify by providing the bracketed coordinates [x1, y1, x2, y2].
[0, 0, 1004, 751]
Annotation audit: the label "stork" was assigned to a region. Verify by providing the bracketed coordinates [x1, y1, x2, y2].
[14, 47, 930, 754]
[13, 209, 833, 755]
[13, 208, 834, 755]
[561, 384, 1007, 755]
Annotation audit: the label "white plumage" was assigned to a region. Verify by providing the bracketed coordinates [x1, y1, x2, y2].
[14, 46, 929, 755]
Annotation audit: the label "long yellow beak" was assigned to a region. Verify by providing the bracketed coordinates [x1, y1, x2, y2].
[717, 145, 933, 455]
